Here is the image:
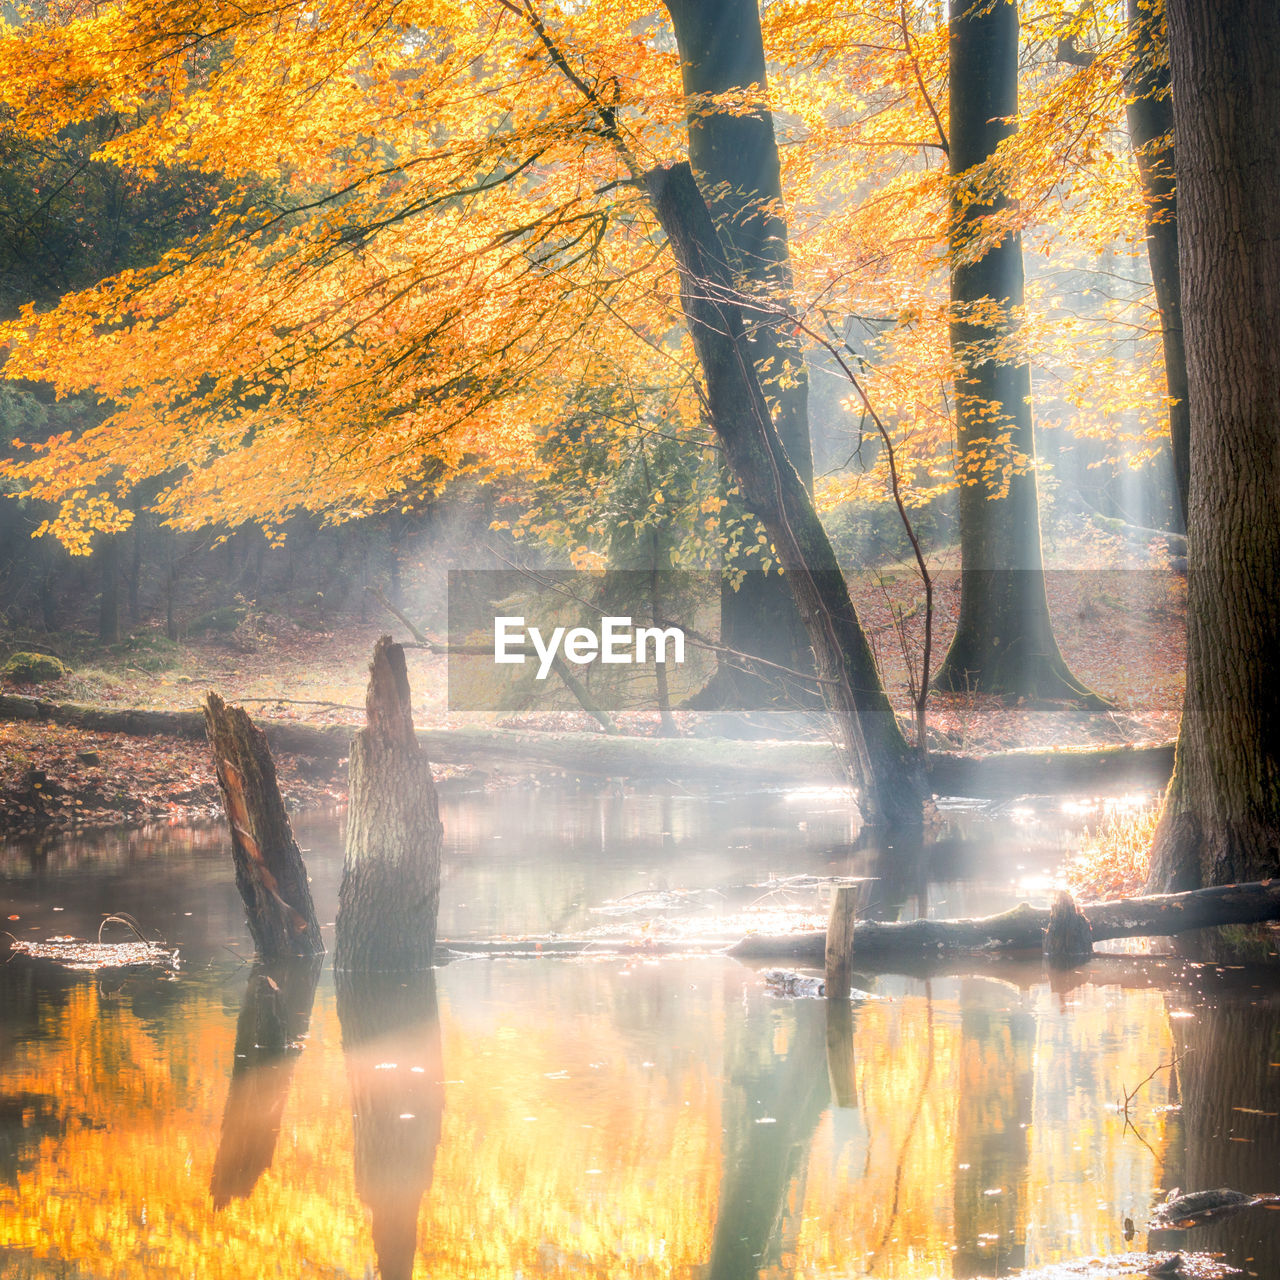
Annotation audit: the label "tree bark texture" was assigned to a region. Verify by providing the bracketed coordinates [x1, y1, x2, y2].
[336, 966, 443, 1280]
[730, 878, 1280, 962]
[663, 0, 816, 706]
[936, 0, 1094, 703]
[644, 160, 923, 826]
[1147, 0, 1280, 891]
[334, 636, 442, 971]
[1125, 0, 1189, 532]
[204, 692, 324, 960]
[210, 955, 322, 1209]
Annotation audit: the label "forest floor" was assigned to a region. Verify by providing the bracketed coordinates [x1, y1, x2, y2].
[0, 551, 1185, 834]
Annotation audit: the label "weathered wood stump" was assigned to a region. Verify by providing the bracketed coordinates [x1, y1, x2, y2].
[204, 693, 324, 960]
[1043, 890, 1094, 967]
[334, 637, 442, 972]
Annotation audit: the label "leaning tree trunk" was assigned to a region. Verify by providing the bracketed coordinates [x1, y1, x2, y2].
[663, 0, 817, 709]
[934, 0, 1097, 703]
[334, 636, 442, 970]
[1124, 0, 1188, 533]
[1146, 0, 1280, 892]
[645, 161, 923, 827]
[205, 693, 325, 960]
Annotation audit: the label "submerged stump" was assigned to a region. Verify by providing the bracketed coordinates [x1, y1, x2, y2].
[335, 636, 442, 972]
[205, 693, 324, 960]
[1043, 890, 1094, 967]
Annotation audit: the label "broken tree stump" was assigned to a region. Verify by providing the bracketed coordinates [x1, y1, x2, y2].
[205, 692, 324, 960]
[1043, 890, 1094, 966]
[334, 636, 442, 971]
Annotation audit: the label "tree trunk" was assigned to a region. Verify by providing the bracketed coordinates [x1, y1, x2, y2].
[1146, 0, 1280, 891]
[663, 0, 816, 708]
[1125, 0, 1188, 532]
[935, 0, 1095, 703]
[334, 636, 442, 971]
[644, 161, 923, 826]
[204, 692, 325, 960]
[97, 534, 120, 646]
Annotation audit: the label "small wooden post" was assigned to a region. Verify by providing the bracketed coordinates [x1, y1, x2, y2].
[825, 885, 858, 1000]
[205, 693, 324, 960]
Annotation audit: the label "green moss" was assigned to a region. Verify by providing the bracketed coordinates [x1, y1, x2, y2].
[110, 633, 181, 672]
[2, 651, 68, 684]
[187, 605, 245, 635]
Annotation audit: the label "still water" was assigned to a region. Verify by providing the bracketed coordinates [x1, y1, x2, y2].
[1, 785, 1278, 1279]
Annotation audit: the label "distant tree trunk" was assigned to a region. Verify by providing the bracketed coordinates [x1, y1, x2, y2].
[336, 967, 443, 1280]
[98, 535, 120, 645]
[1146, 0, 1280, 891]
[644, 161, 923, 826]
[935, 0, 1096, 703]
[127, 515, 144, 623]
[1125, 0, 1188, 532]
[334, 636, 442, 970]
[204, 693, 325, 960]
[663, 0, 816, 708]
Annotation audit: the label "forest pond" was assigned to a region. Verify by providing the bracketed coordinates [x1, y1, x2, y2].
[2, 784, 1279, 1280]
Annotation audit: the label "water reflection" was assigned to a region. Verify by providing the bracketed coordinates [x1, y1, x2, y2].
[336, 968, 443, 1280]
[0, 792, 1278, 1279]
[211, 956, 323, 1208]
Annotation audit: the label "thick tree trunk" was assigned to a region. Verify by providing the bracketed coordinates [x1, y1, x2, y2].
[1146, 0, 1280, 891]
[210, 956, 323, 1208]
[663, 0, 816, 707]
[1125, 0, 1188, 532]
[336, 966, 443, 1280]
[334, 637, 442, 971]
[730, 879, 1280, 962]
[935, 0, 1095, 703]
[644, 161, 923, 825]
[204, 692, 325, 960]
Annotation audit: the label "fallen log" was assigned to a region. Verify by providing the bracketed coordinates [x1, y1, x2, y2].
[0, 693, 1175, 794]
[728, 879, 1280, 962]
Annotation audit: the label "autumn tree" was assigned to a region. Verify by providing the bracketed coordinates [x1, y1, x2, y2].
[1145, 0, 1280, 891]
[1123, 0, 1187, 531]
